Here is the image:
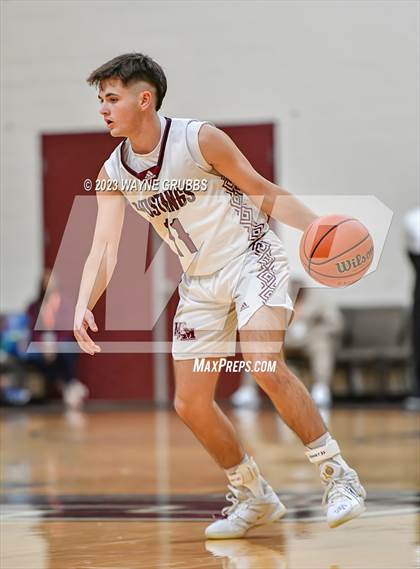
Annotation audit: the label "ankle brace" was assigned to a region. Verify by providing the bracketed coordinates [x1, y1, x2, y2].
[305, 438, 341, 464]
[226, 456, 264, 496]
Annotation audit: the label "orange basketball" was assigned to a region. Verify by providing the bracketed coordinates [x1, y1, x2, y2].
[299, 214, 374, 287]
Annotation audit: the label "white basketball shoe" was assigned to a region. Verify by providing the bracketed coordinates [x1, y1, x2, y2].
[320, 460, 366, 528]
[205, 458, 286, 539]
[306, 438, 366, 528]
[311, 382, 332, 408]
[63, 379, 89, 410]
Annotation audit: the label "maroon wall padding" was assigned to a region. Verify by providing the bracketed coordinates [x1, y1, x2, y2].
[42, 123, 275, 400]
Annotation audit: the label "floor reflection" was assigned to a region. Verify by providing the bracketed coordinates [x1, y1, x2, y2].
[205, 537, 287, 568]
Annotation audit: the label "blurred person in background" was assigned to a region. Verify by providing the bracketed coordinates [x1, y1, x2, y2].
[26, 269, 88, 409]
[232, 281, 344, 409]
[0, 313, 31, 405]
[403, 207, 420, 411]
[285, 282, 344, 408]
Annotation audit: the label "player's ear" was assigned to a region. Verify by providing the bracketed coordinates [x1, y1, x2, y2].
[138, 89, 153, 110]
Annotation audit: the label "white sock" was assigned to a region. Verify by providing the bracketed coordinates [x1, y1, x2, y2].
[306, 432, 332, 450]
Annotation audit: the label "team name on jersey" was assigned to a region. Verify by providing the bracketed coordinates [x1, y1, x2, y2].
[132, 187, 196, 218]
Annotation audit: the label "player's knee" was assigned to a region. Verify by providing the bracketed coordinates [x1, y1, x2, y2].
[173, 394, 208, 424]
[173, 395, 189, 421]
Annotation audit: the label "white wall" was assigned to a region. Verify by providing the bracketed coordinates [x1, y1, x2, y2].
[2, 0, 418, 311]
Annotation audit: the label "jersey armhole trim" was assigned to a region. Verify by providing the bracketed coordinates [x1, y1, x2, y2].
[186, 120, 214, 173]
[103, 160, 114, 180]
[103, 141, 125, 184]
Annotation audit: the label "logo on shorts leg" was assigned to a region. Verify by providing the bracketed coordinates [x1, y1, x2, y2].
[240, 302, 250, 312]
[174, 322, 196, 341]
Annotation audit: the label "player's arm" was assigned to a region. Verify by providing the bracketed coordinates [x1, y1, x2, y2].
[74, 167, 125, 355]
[198, 124, 318, 231]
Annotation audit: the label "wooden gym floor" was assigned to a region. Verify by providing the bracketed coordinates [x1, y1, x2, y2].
[1, 405, 419, 568]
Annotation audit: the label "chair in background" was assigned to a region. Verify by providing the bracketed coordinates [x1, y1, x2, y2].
[336, 306, 411, 398]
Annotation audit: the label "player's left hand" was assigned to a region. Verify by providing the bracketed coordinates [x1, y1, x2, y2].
[73, 307, 101, 355]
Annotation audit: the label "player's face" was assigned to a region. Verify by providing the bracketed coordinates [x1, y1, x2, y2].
[98, 79, 146, 137]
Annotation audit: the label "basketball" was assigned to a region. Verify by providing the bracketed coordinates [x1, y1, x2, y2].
[300, 214, 374, 287]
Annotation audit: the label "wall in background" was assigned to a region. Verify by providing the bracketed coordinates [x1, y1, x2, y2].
[2, 0, 418, 310]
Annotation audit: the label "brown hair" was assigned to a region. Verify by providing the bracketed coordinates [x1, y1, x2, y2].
[87, 53, 167, 110]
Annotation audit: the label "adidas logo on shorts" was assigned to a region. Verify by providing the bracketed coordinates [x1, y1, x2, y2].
[240, 302, 250, 312]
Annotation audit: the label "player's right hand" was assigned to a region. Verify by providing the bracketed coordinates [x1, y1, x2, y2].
[73, 306, 101, 356]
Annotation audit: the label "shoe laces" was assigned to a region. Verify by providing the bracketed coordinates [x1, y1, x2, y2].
[217, 485, 252, 519]
[322, 469, 360, 506]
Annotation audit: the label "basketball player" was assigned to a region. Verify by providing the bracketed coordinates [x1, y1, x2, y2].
[73, 53, 366, 538]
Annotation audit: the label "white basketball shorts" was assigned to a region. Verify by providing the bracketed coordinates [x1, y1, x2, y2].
[172, 230, 294, 360]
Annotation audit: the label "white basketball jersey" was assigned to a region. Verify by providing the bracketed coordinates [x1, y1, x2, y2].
[104, 116, 270, 275]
